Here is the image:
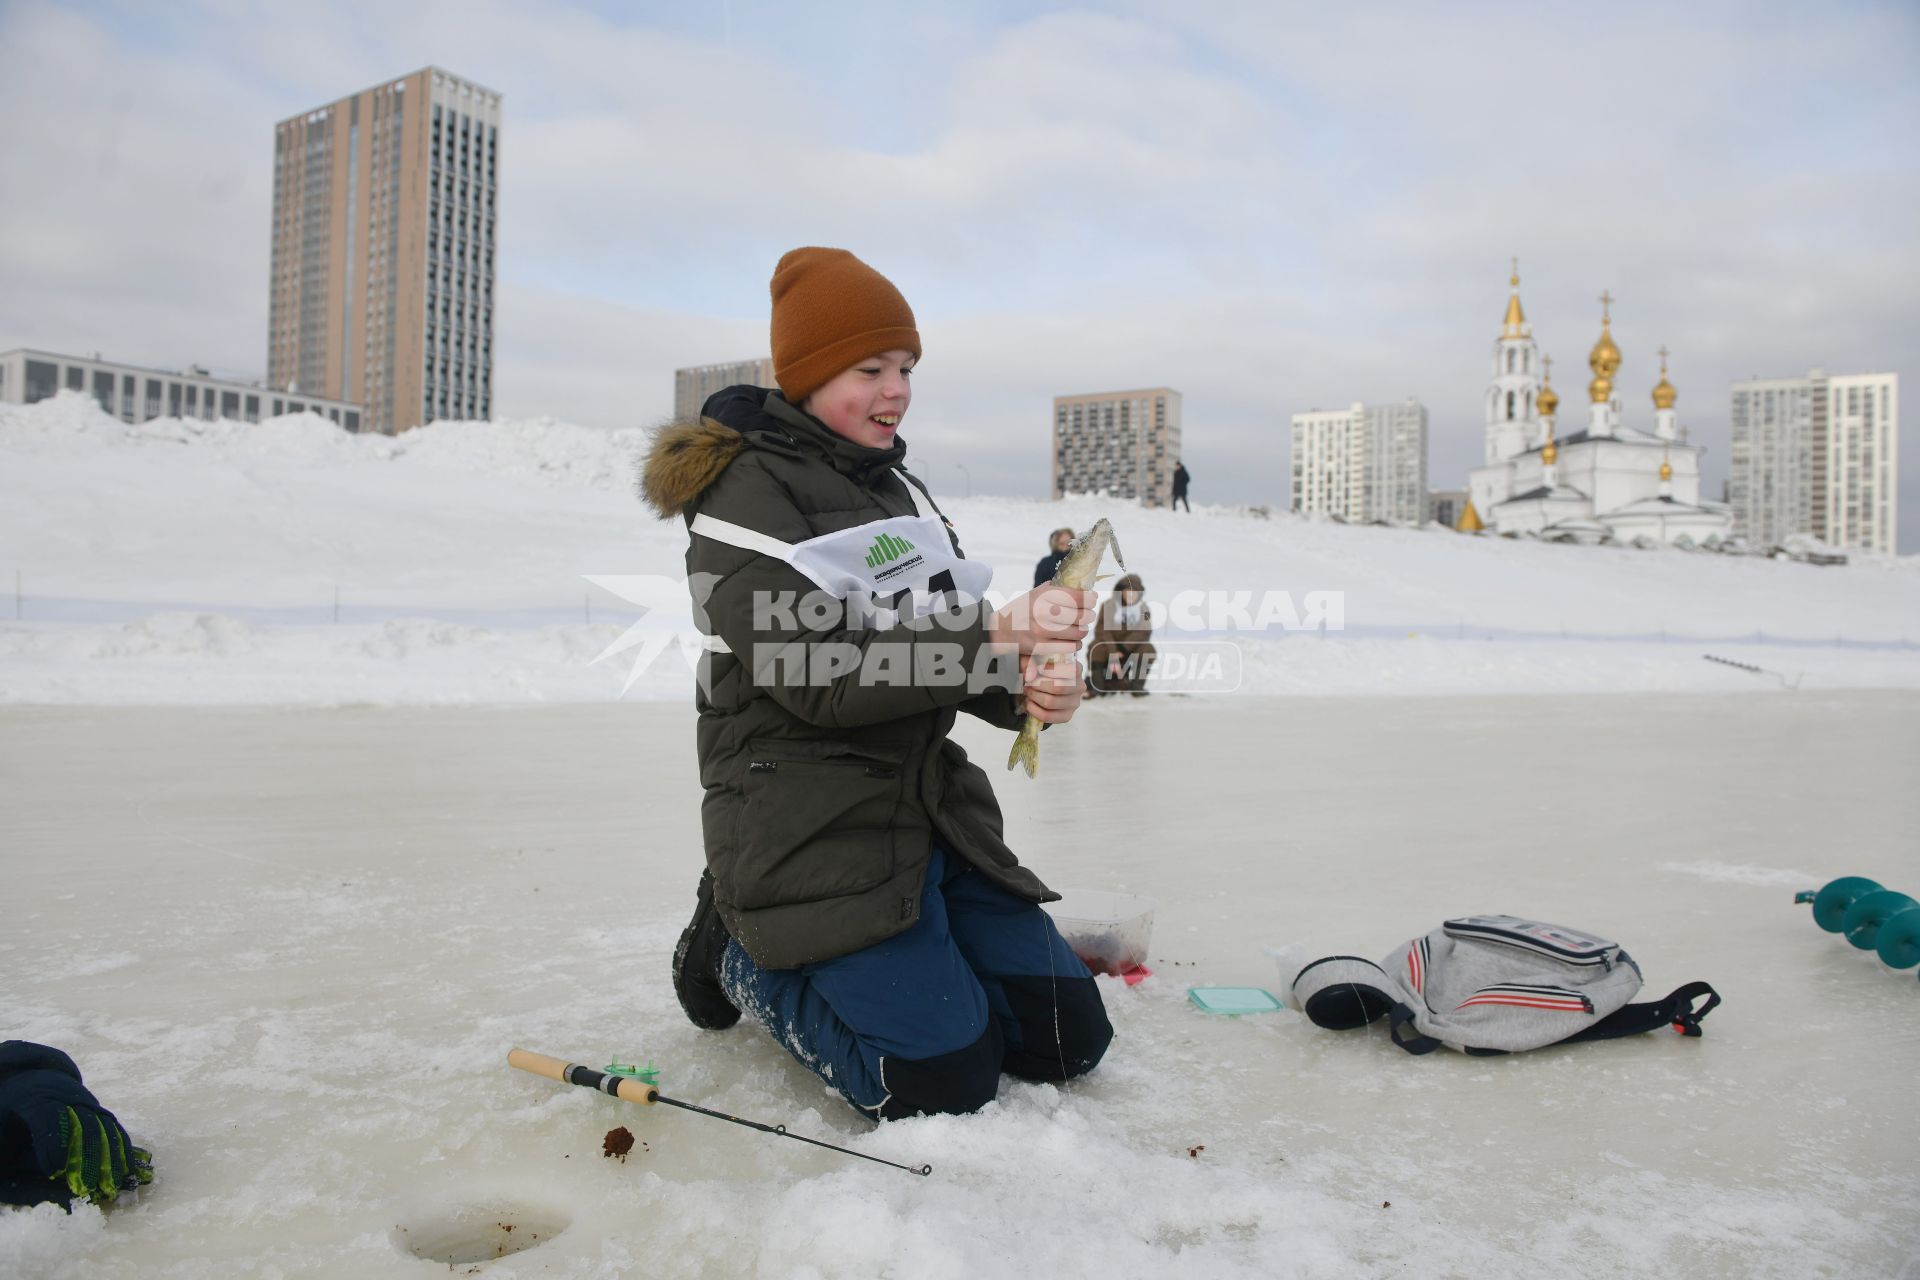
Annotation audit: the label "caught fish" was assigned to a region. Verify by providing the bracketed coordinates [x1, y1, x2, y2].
[1007, 518, 1124, 777]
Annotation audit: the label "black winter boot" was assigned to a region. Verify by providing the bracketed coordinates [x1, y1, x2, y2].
[672, 870, 741, 1030]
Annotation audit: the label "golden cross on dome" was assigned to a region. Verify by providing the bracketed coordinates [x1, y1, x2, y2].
[1658, 344, 1670, 370]
[1543, 354, 1553, 378]
[1598, 290, 1614, 322]
[1510, 256, 1519, 287]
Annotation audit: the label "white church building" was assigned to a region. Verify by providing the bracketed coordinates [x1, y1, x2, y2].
[1460, 270, 1732, 547]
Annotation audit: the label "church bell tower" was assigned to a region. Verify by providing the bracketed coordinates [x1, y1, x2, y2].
[1486, 260, 1541, 463]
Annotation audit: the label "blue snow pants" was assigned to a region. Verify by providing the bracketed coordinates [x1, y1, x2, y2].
[720, 846, 1114, 1120]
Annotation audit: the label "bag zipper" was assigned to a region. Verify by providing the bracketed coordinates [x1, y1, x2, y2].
[1443, 918, 1617, 970]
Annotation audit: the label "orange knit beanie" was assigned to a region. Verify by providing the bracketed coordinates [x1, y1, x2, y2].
[769, 248, 921, 403]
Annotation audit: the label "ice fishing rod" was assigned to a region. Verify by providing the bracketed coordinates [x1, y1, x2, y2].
[506, 1048, 932, 1177]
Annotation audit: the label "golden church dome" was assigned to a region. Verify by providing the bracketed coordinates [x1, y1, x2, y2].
[1538, 355, 1560, 416]
[1542, 438, 1558, 466]
[1589, 326, 1621, 379]
[1589, 374, 1613, 404]
[1588, 289, 1622, 388]
[1652, 346, 1677, 410]
[1660, 453, 1673, 482]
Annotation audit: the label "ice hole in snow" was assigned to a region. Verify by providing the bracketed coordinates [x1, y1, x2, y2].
[390, 1203, 568, 1266]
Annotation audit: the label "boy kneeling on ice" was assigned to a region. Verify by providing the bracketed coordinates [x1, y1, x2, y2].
[642, 248, 1113, 1120]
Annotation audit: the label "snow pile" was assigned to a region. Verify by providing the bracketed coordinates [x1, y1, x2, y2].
[4, 391, 1918, 705]
[385, 415, 651, 491]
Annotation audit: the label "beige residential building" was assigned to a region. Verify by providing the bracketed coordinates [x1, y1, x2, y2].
[1051, 388, 1183, 507]
[268, 68, 501, 435]
[1730, 369, 1899, 554]
[675, 357, 775, 422]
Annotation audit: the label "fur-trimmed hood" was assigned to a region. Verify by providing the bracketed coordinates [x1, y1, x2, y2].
[639, 417, 748, 519]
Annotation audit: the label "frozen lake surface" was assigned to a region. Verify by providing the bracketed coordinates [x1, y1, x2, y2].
[3, 693, 1917, 1278]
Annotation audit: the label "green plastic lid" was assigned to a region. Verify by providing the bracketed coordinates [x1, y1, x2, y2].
[1187, 986, 1285, 1015]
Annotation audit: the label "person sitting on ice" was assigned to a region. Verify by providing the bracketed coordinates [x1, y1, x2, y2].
[1089, 573, 1156, 696]
[641, 247, 1113, 1120]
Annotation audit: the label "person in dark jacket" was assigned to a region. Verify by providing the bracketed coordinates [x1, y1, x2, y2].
[643, 248, 1113, 1121]
[1171, 461, 1191, 512]
[1033, 527, 1075, 586]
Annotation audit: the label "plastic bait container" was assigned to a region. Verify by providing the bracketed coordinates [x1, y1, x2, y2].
[1044, 889, 1155, 976]
[1187, 986, 1286, 1015]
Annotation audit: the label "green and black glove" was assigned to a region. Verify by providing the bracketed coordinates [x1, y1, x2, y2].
[0, 1040, 153, 1207]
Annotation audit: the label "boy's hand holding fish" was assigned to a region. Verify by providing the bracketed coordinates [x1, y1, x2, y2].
[1002, 518, 1125, 775]
[988, 584, 1095, 727]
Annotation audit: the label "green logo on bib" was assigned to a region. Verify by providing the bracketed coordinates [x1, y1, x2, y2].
[865, 532, 916, 568]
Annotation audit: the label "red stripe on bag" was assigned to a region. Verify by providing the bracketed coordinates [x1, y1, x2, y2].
[1456, 995, 1589, 1012]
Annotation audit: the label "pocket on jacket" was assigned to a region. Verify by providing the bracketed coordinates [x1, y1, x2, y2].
[729, 739, 907, 910]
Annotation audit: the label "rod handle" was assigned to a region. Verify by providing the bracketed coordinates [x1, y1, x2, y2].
[508, 1047, 657, 1105]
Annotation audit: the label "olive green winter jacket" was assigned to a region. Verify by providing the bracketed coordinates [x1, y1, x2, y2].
[640, 386, 1055, 968]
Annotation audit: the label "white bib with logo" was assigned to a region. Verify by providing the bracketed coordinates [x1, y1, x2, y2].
[689, 469, 992, 645]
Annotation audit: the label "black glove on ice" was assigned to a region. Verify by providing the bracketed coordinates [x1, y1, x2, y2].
[0, 1040, 153, 1207]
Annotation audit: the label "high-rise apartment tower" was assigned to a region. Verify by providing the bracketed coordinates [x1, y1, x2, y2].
[1729, 369, 1898, 554]
[268, 68, 501, 435]
[1290, 399, 1429, 524]
[1051, 388, 1183, 507]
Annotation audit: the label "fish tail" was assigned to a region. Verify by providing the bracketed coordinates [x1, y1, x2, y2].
[1006, 718, 1040, 777]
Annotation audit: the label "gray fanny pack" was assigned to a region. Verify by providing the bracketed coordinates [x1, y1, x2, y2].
[1289, 915, 1720, 1056]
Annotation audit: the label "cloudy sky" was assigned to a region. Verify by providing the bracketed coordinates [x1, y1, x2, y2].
[3, 1, 1916, 548]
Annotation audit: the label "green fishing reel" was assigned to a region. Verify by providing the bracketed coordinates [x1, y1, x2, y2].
[1795, 877, 1920, 975]
[602, 1060, 661, 1086]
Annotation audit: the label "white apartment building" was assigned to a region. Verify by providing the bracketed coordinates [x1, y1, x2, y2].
[1289, 398, 1428, 524]
[1051, 388, 1183, 508]
[1, 348, 361, 429]
[1727, 377, 1814, 548]
[1730, 369, 1898, 554]
[675, 357, 775, 422]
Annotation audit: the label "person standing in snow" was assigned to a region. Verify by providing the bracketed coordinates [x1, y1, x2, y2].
[1170, 461, 1191, 512]
[641, 247, 1113, 1120]
[1033, 526, 1075, 587]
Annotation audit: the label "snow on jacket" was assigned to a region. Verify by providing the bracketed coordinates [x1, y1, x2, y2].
[639, 385, 1054, 969]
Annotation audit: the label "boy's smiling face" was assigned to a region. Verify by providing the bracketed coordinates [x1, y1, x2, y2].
[803, 349, 914, 449]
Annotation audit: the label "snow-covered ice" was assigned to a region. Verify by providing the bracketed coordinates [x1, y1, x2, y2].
[3, 394, 1918, 1277]
[2, 696, 1916, 1278]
